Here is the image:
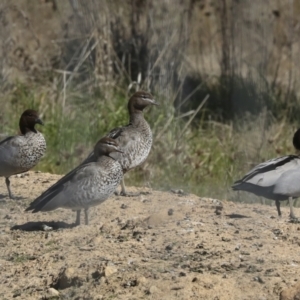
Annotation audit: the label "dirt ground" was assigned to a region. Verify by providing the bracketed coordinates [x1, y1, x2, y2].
[0, 171, 300, 300]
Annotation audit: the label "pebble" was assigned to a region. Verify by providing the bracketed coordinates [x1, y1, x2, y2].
[165, 245, 173, 251]
[48, 287, 59, 297]
[104, 265, 118, 277]
[137, 276, 147, 285]
[280, 281, 300, 300]
[56, 267, 76, 289]
[120, 203, 127, 209]
[235, 244, 240, 251]
[149, 285, 159, 294]
[41, 224, 53, 231]
[168, 209, 174, 216]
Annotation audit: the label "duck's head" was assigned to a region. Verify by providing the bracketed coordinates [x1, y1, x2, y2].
[128, 90, 158, 113]
[293, 128, 300, 151]
[19, 109, 44, 134]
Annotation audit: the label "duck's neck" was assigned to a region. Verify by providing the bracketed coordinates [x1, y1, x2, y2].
[20, 126, 37, 135]
[129, 108, 145, 125]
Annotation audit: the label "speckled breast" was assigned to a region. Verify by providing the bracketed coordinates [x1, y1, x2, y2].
[122, 126, 153, 172]
[19, 131, 46, 170]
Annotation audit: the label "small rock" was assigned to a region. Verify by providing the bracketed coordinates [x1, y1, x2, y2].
[280, 281, 300, 300]
[222, 237, 231, 242]
[120, 203, 127, 209]
[123, 279, 137, 287]
[149, 285, 159, 294]
[235, 244, 240, 251]
[215, 205, 223, 215]
[41, 224, 53, 231]
[165, 245, 173, 251]
[137, 276, 147, 285]
[168, 209, 174, 216]
[48, 287, 59, 297]
[104, 265, 118, 277]
[54, 267, 81, 289]
[257, 258, 264, 264]
[253, 276, 264, 284]
[171, 286, 183, 290]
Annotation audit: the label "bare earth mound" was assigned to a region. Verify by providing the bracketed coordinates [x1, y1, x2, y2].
[0, 172, 299, 300]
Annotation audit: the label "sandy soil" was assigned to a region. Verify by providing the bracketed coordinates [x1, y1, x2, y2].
[0, 171, 300, 300]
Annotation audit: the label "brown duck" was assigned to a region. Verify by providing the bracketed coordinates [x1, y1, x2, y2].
[105, 90, 158, 194]
[30, 91, 158, 202]
[26, 137, 123, 225]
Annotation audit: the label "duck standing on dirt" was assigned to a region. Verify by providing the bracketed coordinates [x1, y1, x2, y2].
[232, 128, 300, 219]
[0, 109, 46, 199]
[104, 90, 158, 195]
[26, 137, 123, 225]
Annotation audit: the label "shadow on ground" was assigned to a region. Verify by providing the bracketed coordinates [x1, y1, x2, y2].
[11, 221, 76, 231]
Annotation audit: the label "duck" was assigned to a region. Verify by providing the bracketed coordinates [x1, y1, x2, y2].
[232, 128, 300, 219]
[31, 90, 158, 200]
[26, 137, 123, 225]
[105, 90, 158, 195]
[0, 109, 46, 199]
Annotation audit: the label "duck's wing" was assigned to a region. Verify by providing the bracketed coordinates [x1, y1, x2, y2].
[29, 163, 100, 212]
[0, 135, 29, 175]
[232, 155, 300, 188]
[25, 152, 96, 211]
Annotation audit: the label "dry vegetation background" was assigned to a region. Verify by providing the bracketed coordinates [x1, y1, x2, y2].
[0, 0, 300, 201]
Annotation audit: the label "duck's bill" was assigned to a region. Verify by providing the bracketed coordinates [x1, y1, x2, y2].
[36, 118, 44, 125]
[150, 99, 159, 106]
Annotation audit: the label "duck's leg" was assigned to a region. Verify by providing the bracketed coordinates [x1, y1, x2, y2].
[119, 178, 140, 197]
[275, 200, 281, 217]
[288, 197, 296, 219]
[84, 208, 89, 225]
[75, 210, 81, 226]
[5, 177, 14, 199]
[120, 178, 127, 195]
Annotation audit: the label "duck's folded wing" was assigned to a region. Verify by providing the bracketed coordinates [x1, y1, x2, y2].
[25, 152, 95, 211]
[31, 164, 99, 212]
[239, 155, 300, 181]
[0, 136, 27, 174]
[233, 155, 300, 187]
